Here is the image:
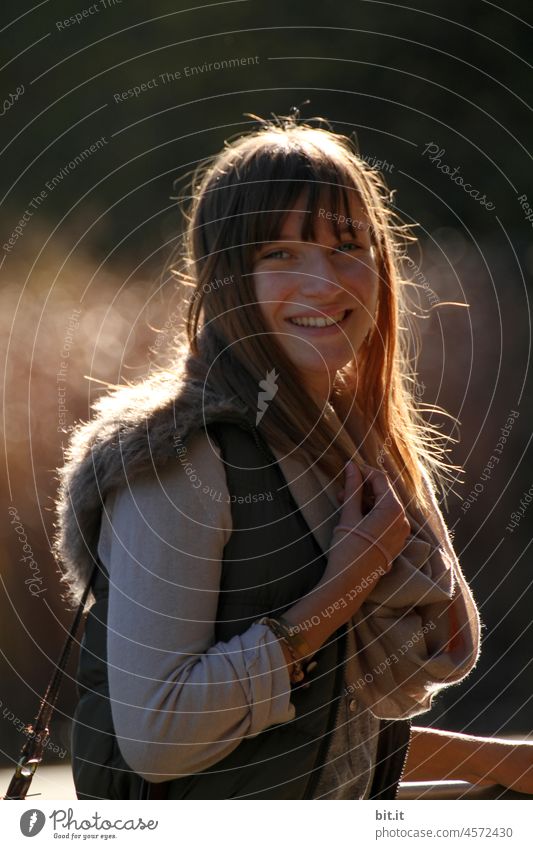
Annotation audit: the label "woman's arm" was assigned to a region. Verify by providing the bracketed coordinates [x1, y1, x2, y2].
[101, 431, 296, 782]
[403, 726, 533, 793]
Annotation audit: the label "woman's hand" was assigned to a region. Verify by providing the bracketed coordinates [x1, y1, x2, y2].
[326, 461, 411, 584]
[282, 461, 412, 654]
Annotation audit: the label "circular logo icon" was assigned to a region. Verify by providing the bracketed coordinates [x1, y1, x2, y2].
[20, 809, 46, 837]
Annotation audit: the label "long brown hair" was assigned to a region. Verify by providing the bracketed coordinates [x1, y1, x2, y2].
[169, 114, 461, 513]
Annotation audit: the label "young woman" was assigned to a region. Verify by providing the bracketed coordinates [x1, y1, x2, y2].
[54, 115, 533, 800]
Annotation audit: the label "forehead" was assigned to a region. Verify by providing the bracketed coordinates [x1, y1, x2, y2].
[281, 199, 369, 235]
[276, 190, 371, 240]
[236, 159, 374, 255]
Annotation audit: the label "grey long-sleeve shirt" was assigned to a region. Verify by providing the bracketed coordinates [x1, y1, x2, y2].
[97, 430, 379, 797]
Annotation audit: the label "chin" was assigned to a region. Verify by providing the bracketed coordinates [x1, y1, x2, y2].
[287, 348, 359, 375]
[293, 360, 348, 389]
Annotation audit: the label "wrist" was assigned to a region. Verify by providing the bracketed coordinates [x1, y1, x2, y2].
[258, 616, 317, 687]
[278, 637, 297, 672]
[332, 524, 392, 573]
[325, 536, 387, 588]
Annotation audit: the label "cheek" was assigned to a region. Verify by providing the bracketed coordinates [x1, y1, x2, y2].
[253, 277, 279, 333]
[253, 274, 293, 327]
[345, 264, 379, 313]
[253, 275, 269, 317]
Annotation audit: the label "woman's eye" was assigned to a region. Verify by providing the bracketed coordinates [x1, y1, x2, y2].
[338, 241, 361, 253]
[263, 248, 290, 260]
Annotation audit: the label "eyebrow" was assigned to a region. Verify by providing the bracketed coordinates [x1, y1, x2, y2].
[274, 228, 363, 241]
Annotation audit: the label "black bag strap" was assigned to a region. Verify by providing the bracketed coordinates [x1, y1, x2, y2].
[3, 563, 98, 800]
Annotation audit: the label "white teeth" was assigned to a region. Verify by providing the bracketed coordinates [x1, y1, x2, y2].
[290, 310, 347, 327]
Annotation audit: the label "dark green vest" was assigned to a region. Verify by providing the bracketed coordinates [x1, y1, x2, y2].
[71, 419, 411, 799]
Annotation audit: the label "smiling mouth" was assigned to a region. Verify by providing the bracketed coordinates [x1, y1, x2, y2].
[287, 309, 352, 328]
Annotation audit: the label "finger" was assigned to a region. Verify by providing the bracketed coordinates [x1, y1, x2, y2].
[361, 464, 393, 495]
[344, 460, 363, 486]
[342, 461, 364, 510]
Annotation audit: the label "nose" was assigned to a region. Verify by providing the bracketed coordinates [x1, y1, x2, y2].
[296, 247, 342, 299]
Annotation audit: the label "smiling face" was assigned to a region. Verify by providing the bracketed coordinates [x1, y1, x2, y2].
[251, 191, 380, 405]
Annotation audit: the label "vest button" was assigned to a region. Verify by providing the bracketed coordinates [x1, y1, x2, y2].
[348, 698, 358, 713]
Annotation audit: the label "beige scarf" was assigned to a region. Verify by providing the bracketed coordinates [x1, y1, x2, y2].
[270, 399, 482, 720]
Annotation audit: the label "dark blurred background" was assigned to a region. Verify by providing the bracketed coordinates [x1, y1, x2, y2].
[1, 0, 532, 774]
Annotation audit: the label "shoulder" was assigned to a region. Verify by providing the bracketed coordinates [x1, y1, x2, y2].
[60, 365, 249, 484]
[155, 428, 232, 522]
[54, 360, 252, 600]
[97, 429, 233, 567]
[110, 427, 232, 526]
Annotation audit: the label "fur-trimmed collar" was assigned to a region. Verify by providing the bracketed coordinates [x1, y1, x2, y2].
[52, 367, 251, 602]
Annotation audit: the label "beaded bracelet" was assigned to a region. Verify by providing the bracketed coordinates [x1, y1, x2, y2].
[258, 615, 318, 688]
[332, 524, 393, 573]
